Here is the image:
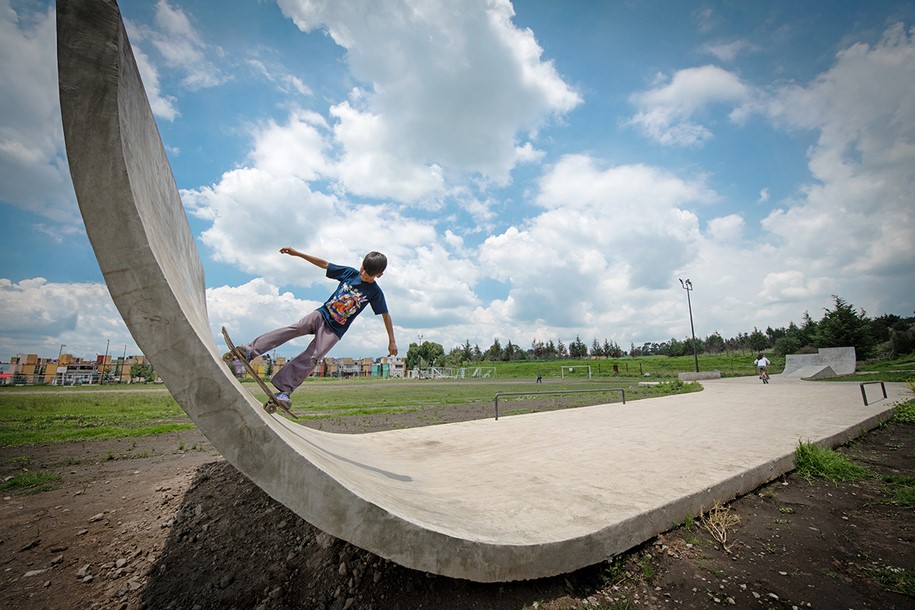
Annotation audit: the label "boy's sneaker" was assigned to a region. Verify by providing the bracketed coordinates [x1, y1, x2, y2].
[274, 392, 292, 410]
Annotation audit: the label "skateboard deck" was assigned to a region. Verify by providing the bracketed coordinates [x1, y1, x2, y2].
[221, 326, 297, 418]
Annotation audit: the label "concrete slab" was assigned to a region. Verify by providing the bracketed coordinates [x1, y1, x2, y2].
[784, 347, 856, 377]
[57, 0, 913, 583]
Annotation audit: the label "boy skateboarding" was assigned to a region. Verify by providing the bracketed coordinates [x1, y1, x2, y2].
[225, 247, 397, 410]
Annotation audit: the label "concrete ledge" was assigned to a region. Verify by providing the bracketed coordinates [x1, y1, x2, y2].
[678, 371, 722, 381]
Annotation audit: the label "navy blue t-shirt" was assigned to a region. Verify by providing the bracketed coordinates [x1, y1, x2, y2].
[318, 263, 388, 338]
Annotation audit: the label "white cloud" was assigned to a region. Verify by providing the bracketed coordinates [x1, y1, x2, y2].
[0, 278, 136, 359]
[130, 43, 180, 121]
[757, 22, 915, 312]
[628, 65, 751, 146]
[474, 156, 717, 344]
[276, 0, 581, 196]
[756, 188, 770, 204]
[0, 2, 77, 223]
[149, 0, 226, 89]
[706, 214, 745, 243]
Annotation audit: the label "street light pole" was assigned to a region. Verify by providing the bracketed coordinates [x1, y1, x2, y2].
[679, 279, 699, 373]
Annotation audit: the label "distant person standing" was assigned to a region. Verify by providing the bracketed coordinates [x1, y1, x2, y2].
[754, 353, 770, 384]
[536, 372, 543, 383]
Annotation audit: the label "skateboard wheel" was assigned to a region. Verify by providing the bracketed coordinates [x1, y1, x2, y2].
[264, 402, 277, 414]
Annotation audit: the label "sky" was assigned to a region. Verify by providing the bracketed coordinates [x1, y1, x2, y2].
[1, 0, 914, 362]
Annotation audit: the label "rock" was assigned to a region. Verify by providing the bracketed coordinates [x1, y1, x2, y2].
[219, 574, 234, 589]
[89, 513, 105, 523]
[51, 555, 64, 566]
[76, 564, 91, 579]
[24, 569, 49, 578]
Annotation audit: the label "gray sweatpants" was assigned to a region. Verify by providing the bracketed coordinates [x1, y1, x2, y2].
[245, 310, 339, 394]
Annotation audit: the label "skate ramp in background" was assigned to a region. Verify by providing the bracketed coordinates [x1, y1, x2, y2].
[57, 0, 912, 583]
[783, 347, 857, 378]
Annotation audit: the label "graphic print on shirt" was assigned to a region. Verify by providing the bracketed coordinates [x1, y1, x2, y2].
[326, 282, 367, 326]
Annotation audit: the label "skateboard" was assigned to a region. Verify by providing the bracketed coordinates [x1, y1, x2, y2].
[221, 326, 297, 418]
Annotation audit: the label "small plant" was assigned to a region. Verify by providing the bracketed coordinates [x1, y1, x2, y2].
[865, 564, 915, 598]
[774, 518, 788, 524]
[700, 501, 740, 553]
[882, 474, 915, 508]
[778, 506, 795, 514]
[683, 514, 695, 529]
[891, 400, 915, 424]
[1, 471, 62, 494]
[638, 552, 654, 579]
[794, 440, 870, 483]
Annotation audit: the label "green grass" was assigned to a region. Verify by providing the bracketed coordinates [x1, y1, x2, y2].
[866, 564, 915, 598]
[892, 400, 915, 424]
[0, 378, 683, 447]
[0, 391, 193, 447]
[794, 440, 870, 483]
[881, 475, 915, 507]
[1, 471, 63, 494]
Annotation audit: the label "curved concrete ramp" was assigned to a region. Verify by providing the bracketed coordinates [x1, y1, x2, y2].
[57, 0, 913, 584]
[56, 0, 579, 582]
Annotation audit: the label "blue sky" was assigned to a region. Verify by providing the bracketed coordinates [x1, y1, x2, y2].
[2, 0, 914, 361]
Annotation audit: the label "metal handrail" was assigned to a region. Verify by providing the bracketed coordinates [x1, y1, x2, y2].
[859, 381, 887, 406]
[494, 388, 625, 420]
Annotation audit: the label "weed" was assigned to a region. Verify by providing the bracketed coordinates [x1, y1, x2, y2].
[699, 562, 725, 577]
[881, 475, 915, 507]
[604, 556, 626, 581]
[774, 518, 788, 524]
[866, 564, 915, 597]
[892, 400, 915, 424]
[637, 552, 654, 579]
[795, 440, 870, 483]
[1, 471, 62, 494]
[683, 514, 695, 529]
[700, 501, 741, 553]
[778, 506, 795, 514]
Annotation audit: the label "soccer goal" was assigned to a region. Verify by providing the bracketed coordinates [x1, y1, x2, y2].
[561, 365, 592, 379]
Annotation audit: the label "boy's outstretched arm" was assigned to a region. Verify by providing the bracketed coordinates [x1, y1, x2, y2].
[279, 247, 328, 269]
[381, 312, 398, 356]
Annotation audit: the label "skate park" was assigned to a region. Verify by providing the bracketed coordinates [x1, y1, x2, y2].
[57, 0, 912, 584]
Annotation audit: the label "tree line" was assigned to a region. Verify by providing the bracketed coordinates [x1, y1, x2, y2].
[406, 295, 915, 369]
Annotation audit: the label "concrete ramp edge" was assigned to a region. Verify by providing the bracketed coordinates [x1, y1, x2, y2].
[55, 0, 534, 582]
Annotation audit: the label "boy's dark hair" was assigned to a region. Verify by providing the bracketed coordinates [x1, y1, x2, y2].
[362, 251, 387, 276]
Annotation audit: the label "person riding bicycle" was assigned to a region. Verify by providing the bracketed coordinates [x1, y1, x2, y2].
[754, 353, 770, 382]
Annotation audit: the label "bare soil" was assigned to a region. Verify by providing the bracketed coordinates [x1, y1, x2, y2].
[2, 408, 913, 610]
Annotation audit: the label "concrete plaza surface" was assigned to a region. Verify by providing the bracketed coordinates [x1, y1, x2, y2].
[270, 377, 909, 575]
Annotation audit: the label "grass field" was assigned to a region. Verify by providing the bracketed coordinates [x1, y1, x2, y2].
[0, 377, 697, 448]
[2, 353, 911, 448]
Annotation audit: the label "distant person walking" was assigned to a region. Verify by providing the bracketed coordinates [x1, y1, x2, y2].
[536, 372, 543, 383]
[754, 353, 770, 384]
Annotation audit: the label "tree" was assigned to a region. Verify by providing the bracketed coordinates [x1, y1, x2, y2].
[406, 341, 445, 369]
[815, 295, 875, 358]
[484, 338, 503, 362]
[704, 332, 725, 354]
[568, 336, 588, 358]
[131, 362, 155, 382]
[591, 338, 604, 358]
[748, 328, 768, 353]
